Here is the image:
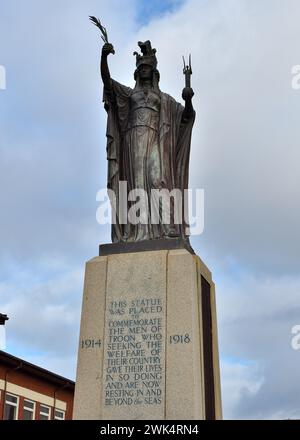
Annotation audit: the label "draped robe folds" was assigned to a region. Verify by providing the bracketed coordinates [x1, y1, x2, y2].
[103, 79, 195, 243]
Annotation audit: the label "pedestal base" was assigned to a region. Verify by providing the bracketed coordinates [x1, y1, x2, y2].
[99, 238, 195, 256]
[73, 249, 222, 420]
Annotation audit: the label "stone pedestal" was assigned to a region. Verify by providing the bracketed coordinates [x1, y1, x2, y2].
[73, 249, 222, 420]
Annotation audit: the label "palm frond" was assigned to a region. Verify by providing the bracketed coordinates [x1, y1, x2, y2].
[89, 16, 108, 43]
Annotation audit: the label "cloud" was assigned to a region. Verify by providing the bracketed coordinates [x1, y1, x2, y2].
[220, 359, 264, 420]
[1, 0, 300, 419]
[1, 259, 83, 354]
[218, 272, 300, 419]
[0, 0, 138, 263]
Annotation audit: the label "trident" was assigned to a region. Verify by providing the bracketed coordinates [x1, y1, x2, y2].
[182, 54, 192, 88]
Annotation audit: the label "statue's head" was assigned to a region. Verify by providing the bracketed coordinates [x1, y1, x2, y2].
[137, 63, 153, 80]
[133, 41, 160, 87]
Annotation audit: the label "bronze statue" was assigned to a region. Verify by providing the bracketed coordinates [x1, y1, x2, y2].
[92, 18, 195, 243]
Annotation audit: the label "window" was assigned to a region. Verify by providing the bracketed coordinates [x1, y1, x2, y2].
[39, 404, 50, 420]
[4, 393, 19, 420]
[23, 399, 35, 420]
[54, 409, 65, 420]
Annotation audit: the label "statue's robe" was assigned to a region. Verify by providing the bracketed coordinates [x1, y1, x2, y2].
[103, 79, 195, 243]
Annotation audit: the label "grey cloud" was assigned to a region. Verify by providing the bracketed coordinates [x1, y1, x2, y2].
[217, 273, 300, 418]
[1, 0, 300, 419]
[0, 1, 139, 263]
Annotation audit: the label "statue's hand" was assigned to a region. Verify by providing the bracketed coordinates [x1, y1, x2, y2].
[182, 87, 194, 101]
[102, 43, 115, 57]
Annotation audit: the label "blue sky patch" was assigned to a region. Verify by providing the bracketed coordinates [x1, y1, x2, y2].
[136, 0, 185, 25]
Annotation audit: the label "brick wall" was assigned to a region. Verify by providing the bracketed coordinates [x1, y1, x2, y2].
[0, 363, 74, 420]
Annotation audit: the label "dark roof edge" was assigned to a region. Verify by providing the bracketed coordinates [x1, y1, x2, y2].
[0, 350, 75, 389]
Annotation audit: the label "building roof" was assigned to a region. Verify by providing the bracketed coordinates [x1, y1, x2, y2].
[0, 350, 75, 390]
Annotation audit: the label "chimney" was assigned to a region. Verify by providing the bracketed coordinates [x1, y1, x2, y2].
[0, 314, 9, 325]
[0, 314, 8, 350]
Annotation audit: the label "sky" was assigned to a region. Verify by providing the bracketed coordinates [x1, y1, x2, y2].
[1, 0, 300, 419]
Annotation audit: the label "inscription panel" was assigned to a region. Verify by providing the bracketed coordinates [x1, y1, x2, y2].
[103, 298, 164, 414]
[102, 251, 167, 419]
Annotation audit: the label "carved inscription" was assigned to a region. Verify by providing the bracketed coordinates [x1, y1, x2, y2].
[104, 298, 164, 407]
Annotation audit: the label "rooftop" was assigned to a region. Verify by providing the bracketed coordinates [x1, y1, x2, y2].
[0, 350, 75, 390]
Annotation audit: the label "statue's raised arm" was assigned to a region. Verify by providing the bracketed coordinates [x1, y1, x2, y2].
[101, 43, 114, 89]
[89, 16, 115, 89]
